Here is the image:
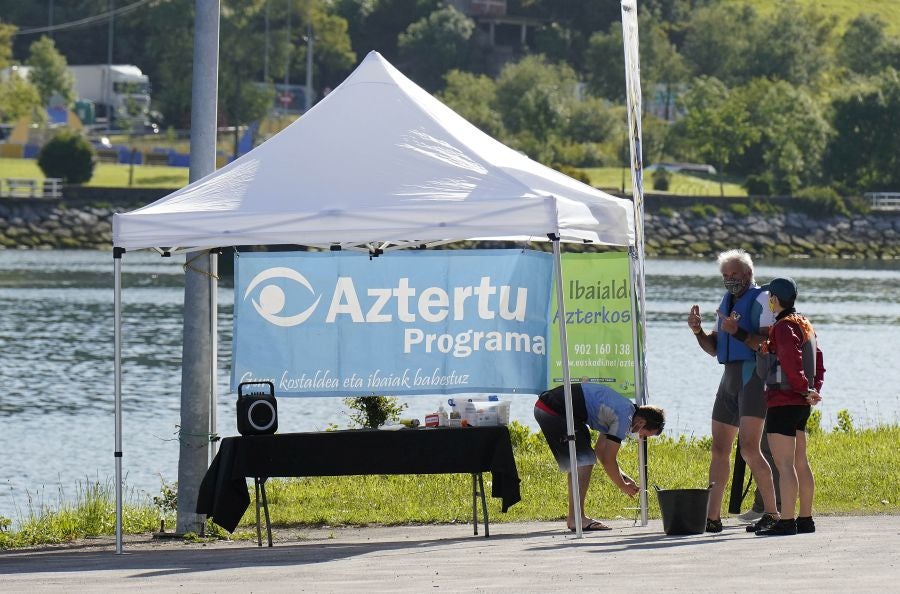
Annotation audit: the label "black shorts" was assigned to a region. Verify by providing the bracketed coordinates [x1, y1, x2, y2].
[766, 405, 811, 437]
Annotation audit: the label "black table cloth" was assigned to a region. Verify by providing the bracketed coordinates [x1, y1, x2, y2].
[196, 426, 522, 532]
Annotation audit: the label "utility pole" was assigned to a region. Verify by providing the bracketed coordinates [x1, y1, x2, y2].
[106, 0, 114, 130]
[284, 0, 291, 113]
[177, 0, 220, 536]
[305, 23, 313, 111]
[263, 0, 270, 82]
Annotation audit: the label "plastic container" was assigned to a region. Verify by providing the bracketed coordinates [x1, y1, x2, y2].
[462, 400, 511, 426]
[654, 485, 711, 535]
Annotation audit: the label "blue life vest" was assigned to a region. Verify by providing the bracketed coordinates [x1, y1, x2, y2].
[716, 286, 763, 364]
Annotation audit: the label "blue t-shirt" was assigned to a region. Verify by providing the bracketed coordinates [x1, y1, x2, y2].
[581, 383, 636, 443]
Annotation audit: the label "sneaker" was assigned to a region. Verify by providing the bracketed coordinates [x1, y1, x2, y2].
[737, 509, 764, 523]
[746, 512, 779, 533]
[796, 516, 816, 534]
[757, 518, 798, 536]
[705, 518, 723, 533]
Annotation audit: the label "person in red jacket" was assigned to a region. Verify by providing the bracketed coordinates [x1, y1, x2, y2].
[756, 277, 825, 536]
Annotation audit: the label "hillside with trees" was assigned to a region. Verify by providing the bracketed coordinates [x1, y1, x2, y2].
[1, 0, 898, 195]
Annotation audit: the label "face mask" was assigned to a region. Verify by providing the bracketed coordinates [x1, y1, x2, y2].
[723, 278, 747, 295]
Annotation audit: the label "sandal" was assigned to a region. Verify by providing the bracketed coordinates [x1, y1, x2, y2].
[569, 520, 612, 532]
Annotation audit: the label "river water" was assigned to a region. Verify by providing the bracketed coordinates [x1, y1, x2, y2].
[1, 250, 897, 521]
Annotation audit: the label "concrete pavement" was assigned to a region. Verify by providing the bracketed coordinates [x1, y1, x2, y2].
[1, 515, 897, 592]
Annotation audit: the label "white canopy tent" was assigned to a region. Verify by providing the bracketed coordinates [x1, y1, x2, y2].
[111, 51, 639, 548]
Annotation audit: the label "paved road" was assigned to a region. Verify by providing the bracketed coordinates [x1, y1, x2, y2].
[1, 516, 897, 592]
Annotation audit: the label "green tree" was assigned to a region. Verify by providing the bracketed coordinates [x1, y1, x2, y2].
[25, 36, 74, 107]
[837, 14, 900, 76]
[437, 69, 504, 138]
[825, 69, 900, 191]
[220, 0, 277, 157]
[669, 76, 757, 195]
[333, 0, 442, 62]
[130, 0, 194, 127]
[744, 1, 835, 86]
[0, 20, 42, 123]
[680, 3, 757, 85]
[583, 15, 687, 109]
[583, 25, 625, 102]
[0, 19, 13, 69]
[301, 4, 357, 93]
[0, 73, 42, 123]
[398, 5, 474, 91]
[640, 15, 689, 121]
[564, 97, 620, 144]
[733, 79, 831, 194]
[496, 55, 577, 143]
[37, 129, 96, 184]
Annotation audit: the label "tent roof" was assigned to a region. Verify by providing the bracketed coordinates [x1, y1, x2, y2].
[112, 51, 635, 253]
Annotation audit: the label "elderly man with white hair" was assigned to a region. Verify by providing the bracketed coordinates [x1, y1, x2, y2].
[687, 248, 780, 534]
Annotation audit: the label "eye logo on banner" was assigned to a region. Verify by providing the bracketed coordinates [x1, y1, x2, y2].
[232, 250, 553, 397]
[244, 267, 321, 327]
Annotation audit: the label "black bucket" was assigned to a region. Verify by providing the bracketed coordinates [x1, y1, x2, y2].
[655, 486, 711, 535]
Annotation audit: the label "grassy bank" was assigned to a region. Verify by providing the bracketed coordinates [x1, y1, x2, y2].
[1, 421, 897, 549]
[1, 158, 752, 196]
[0, 157, 188, 189]
[580, 167, 748, 196]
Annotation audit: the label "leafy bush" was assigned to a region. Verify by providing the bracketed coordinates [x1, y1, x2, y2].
[687, 203, 719, 217]
[807, 408, 822, 436]
[652, 168, 672, 191]
[744, 174, 773, 196]
[152, 478, 177, 521]
[793, 186, 851, 218]
[342, 396, 407, 429]
[37, 129, 95, 184]
[836, 409, 855, 433]
[729, 203, 751, 217]
[658, 207, 675, 217]
[750, 199, 782, 214]
[843, 194, 871, 215]
[552, 163, 592, 185]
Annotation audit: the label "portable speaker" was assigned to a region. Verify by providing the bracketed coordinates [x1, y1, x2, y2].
[237, 381, 278, 436]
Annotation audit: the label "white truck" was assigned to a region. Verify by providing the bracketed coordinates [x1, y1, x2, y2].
[67, 64, 151, 129]
[2, 63, 151, 130]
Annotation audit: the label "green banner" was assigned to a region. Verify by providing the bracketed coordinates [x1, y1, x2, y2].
[548, 252, 637, 398]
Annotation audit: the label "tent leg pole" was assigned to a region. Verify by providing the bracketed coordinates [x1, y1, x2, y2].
[114, 249, 124, 554]
[551, 237, 580, 538]
[209, 251, 218, 461]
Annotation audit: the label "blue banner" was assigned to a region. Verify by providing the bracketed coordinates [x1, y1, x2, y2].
[232, 250, 553, 396]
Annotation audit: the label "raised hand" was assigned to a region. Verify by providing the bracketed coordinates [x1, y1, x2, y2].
[688, 305, 702, 334]
[717, 310, 741, 334]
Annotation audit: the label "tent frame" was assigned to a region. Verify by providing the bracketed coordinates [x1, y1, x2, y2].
[113, 234, 647, 550]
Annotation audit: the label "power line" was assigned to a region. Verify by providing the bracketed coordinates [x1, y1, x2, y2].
[11, 0, 163, 37]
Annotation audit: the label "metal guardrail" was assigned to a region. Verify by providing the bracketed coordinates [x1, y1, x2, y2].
[865, 192, 900, 210]
[0, 177, 63, 199]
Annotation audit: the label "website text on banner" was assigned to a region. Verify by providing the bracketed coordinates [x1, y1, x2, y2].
[232, 250, 553, 396]
[548, 252, 638, 398]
